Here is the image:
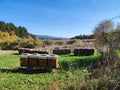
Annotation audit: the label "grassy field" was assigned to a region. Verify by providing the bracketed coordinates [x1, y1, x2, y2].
[0, 52, 100, 90]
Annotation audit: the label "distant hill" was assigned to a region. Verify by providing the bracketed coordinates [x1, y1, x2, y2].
[36, 35, 69, 40]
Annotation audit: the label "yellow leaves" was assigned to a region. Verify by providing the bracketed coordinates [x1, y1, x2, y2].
[0, 31, 10, 42]
[0, 31, 18, 42]
[9, 31, 18, 41]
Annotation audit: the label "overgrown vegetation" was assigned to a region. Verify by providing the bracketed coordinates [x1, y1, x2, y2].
[65, 20, 120, 90]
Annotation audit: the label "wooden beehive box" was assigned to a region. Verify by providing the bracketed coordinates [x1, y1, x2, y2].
[53, 48, 71, 55]
[47, 55, 58, 68]
[18, 48, 24, 54]
[28, 54, 38, 67]
[20, 54, 58, 69]
[18, 48, 49, 55]
[74, 48, 94, 56]
[20, 54, 28, 66]
[37, 54, 48, 67]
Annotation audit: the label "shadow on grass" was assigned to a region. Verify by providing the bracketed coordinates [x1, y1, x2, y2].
[0, 68, 50, 74]
[60, 54, 75, 57]
[12, 53, 19, 55]
[60, 54, 93, 57]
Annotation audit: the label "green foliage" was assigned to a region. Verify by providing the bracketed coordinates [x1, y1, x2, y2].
[89, 19, 120, 90]
[0, 31, 11, 42]
[0, 52, 99, 90]
[59, 52, 100, 70]
[0, 41, 11, 50]
[0, 21, 44, 50]
[0, 21, 29, 38]
[0, 41, 19, 50]
[71, 34, 94, 39]
[54, 40, 65, 45]
[93, 20, 115, 52]
[43, 40, 55, 45]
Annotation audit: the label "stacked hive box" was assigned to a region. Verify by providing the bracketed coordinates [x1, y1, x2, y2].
[74, 48, 94, 56]
[20, 54, 59, 69]
[53, 48, 71, 55]
[18, 48, 49, 54]
[18, 48, 24, 54]
[29, 49, 49, 54]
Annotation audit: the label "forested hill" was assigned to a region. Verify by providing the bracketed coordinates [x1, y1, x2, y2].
[0, 21, 30, 38]
[0, 21, 43, 50]
[71, 34, 94, 39]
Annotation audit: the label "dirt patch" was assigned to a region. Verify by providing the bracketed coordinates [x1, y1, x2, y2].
[0, 50, 18, 55]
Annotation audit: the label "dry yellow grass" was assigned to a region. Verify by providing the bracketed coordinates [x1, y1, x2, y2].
[0, 50, 18, 55]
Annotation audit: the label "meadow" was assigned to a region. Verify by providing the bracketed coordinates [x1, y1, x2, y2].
[0, 51, 100, 90]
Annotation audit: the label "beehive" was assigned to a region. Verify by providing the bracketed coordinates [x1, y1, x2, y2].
[28, 54, 38, 67]
[20, 54, 29, 66]
[18, 48, 24, 54]
[20, 54, 58, 69]
[18, 48, 49, 54]
[74, 48, 94, 56]
[47, 55, 58, 68]
[37, 54, 48, 67]
[53, 48, 71, 55]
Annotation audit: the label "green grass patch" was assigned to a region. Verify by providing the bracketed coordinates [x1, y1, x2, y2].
[0, 52, 100, 90]
[59, 52, 100, 69]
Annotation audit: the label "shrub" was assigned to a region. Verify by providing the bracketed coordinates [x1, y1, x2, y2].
[55, 40, 65, 45]
[66, 40, 78, 45]
[43, 40, 54, 45]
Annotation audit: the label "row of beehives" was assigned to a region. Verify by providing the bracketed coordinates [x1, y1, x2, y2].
[18, 48, 49, 54]
[20, 54, 59, 68]
[53, 48, 94, 56]
[18, 48, 94, 56]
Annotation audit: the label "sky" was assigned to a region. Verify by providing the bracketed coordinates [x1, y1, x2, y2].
[0, 0, 120, 38]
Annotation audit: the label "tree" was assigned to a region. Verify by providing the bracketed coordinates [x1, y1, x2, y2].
[9, 31, 18, 41]
[0, 21, 6, 32]
[17, 26, 29, 38]
[0, 21, 29, 38]
[0, 31, 11, 41]
[93, 20, 114, 52]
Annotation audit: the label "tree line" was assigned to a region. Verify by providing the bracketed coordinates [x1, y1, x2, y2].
[0, 21, 43, 49]
[0, 21, 80, 50]
[0, 21, 30, 38]
[70, 34, 94, 39]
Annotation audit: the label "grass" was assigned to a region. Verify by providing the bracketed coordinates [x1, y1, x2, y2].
[59, 52, 100, 69]
[0, 52, 100, 90]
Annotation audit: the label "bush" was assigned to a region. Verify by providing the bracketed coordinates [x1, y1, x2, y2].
[43, 40, 54, 45]
[55, 40, 65, 45]
[0, 41, 11, 50]
[66, 40, 78, 45]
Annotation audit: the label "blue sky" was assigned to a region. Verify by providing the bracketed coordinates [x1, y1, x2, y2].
[0, 0, 120, 38]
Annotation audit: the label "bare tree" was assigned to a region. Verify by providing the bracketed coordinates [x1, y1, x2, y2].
[93, 20, 114, 52]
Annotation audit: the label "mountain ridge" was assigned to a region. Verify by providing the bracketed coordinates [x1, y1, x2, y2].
[36, 35, 69, 40]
